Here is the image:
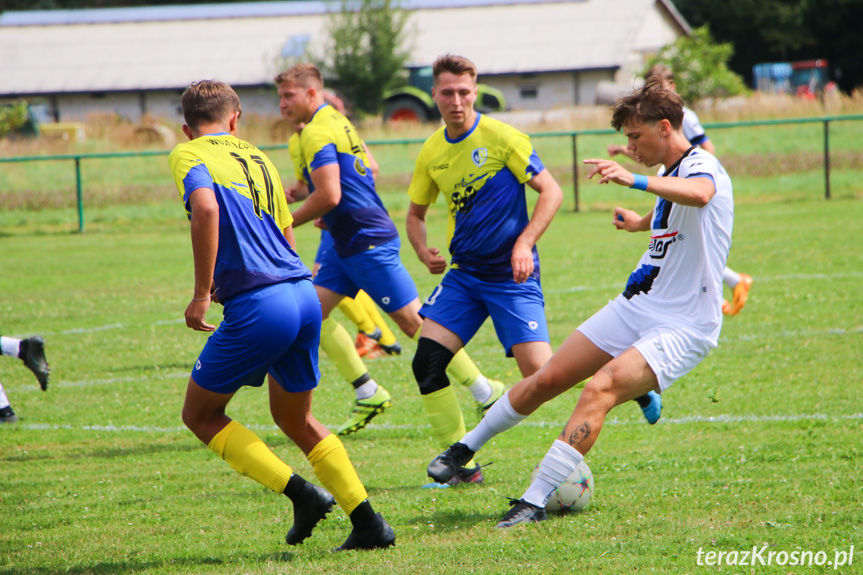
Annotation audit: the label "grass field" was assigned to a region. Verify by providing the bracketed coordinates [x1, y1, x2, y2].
[1, 160, 861, 574]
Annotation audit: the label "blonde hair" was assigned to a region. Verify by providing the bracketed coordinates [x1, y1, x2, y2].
[274, 63, 324, 89]
[181, 80, 240, 131]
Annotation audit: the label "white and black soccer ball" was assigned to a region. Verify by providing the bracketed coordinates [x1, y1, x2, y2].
[531, 460, 594, 513]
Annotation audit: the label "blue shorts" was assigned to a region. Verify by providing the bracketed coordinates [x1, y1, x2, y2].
[192, 278, 321, 395]
[315, 230, 333, 265]
[313, 237, 418, 313]
[419, 269, 550, 357]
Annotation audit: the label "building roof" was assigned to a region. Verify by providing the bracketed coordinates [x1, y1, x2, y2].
[0, 0, 689, 96]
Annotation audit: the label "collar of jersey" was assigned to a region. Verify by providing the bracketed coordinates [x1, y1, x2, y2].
[445, 112, 481, 144]
[310, 103, 330, 121]
[202, 132, 230, 137]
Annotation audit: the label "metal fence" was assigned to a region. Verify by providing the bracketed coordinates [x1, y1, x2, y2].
[2, 114, 861, 232]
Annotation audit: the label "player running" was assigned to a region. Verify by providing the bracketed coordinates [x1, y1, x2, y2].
[170, 80, 394, 550]
[275, 64, 504, 438]
[406, 55, 563, 485]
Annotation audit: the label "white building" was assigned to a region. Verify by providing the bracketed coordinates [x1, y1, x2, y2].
[0, 0, 690, 122]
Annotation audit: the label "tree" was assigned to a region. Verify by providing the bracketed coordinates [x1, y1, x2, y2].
[317, 0, 411, 117]
[674, 0, 863, 93]
[647, 26, 747, 104]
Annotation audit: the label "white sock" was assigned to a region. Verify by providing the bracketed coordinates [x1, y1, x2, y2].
[355, 379, 378, 400]
[522, 439, 584, 507]
[467, 374, 492, 403]
[0, 382, 10, 409]
[461, 391, 527, 451]
[1, 336, 21, 358]
[723, 266, 740, 289]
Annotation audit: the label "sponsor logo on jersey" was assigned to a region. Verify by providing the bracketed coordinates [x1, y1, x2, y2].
[471, 148, 488, 167]
[648, 231, 680, 260]
[431, 163, 449, 171]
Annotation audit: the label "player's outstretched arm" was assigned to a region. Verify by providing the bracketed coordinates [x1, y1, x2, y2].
[512, 169, 564, 283]
[290, 164, 342, 227]
[406, 201, 447, 275]
[583, 159, 715, 207]
[285, 181, 309, 204]
[186, 187, 218, 332]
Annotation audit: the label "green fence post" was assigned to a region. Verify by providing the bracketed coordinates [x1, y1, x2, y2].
[75, 156, 84, 232]
[572, 134, 580, 212]
[823, 119, 831, 200]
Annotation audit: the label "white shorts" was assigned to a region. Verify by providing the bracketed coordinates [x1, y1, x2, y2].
[577, 295, 719, 391]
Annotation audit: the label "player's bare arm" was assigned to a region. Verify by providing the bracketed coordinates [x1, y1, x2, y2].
[607, 144, 638, 161]
[511, 169, 564, 283]
[613, 207, 653, 233]
[583, 158, 716, 207]
[284, 180, 309, 204]
[289, 164, 342, 227]
[186, 186, 218, 332]
[406, 201, 448, 275]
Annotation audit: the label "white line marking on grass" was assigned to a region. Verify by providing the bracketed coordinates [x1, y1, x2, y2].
[12, 413, 862, 435]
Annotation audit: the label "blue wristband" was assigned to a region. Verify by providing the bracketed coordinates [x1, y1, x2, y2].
[630, 174, 648, 191]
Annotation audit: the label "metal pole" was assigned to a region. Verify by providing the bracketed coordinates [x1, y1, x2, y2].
[75, 157, 84, 232]
[823, 119, 831, 200]
[572, 134, 580, 212]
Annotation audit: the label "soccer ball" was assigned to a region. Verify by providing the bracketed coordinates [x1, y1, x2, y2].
[531, 460, 594, 513]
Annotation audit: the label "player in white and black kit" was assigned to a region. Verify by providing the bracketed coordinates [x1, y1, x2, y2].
[426, 77, 734, 528]
[610, 64, 752, 317]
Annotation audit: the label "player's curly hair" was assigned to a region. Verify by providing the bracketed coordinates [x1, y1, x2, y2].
[274, 63, 324, 89]
[181, 80, 241, 131]
[432, 54, 477, 83]
[611, 77, 684, 132]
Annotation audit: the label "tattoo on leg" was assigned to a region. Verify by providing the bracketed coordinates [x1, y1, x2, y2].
[567, 422, 591, 447]
[599, 365, 614, 378]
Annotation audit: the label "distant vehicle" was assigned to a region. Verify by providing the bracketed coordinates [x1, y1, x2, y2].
[383, 66, 506, 123]
[752, 59, 835, 99]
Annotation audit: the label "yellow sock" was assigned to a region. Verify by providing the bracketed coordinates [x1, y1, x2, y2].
[356, 290, 398, 346]
[421, 387, 467, 449]
[411, 328, 480, 387]
[207, 420, 292, 493]
[319, 316, 367, 384]
[338, 297, 376, 334]
[308, 434, 368, 515]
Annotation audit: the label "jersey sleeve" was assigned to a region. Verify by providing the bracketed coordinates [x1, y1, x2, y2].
[503, 129, 545, 184]
[679, 154, 717, 190]
[169, 145, 214, 218]
[407, 143, 440, 205]
[682, 109, 708, 146]
[300, 123, 338, 172]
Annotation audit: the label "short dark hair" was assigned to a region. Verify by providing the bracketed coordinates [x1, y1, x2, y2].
[181, 80, 241, 131]
[432, 54, 477, 83]
[610, 77, 684, 132]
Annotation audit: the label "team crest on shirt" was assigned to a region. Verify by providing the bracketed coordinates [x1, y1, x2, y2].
[354, 157, 367, 176]
[471, 148, 488, 167]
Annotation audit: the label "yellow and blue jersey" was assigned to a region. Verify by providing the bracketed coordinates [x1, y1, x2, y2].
[408, 114, 545, 282]
[169, 133, 311, 301]
[299, 104, 398, 257]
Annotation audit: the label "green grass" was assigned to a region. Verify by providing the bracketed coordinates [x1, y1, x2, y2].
[1, 162, 862, 573]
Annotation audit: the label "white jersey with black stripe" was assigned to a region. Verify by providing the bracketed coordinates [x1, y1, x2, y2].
[622, 147, 734, 341]
[682, 107, 709, 146]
